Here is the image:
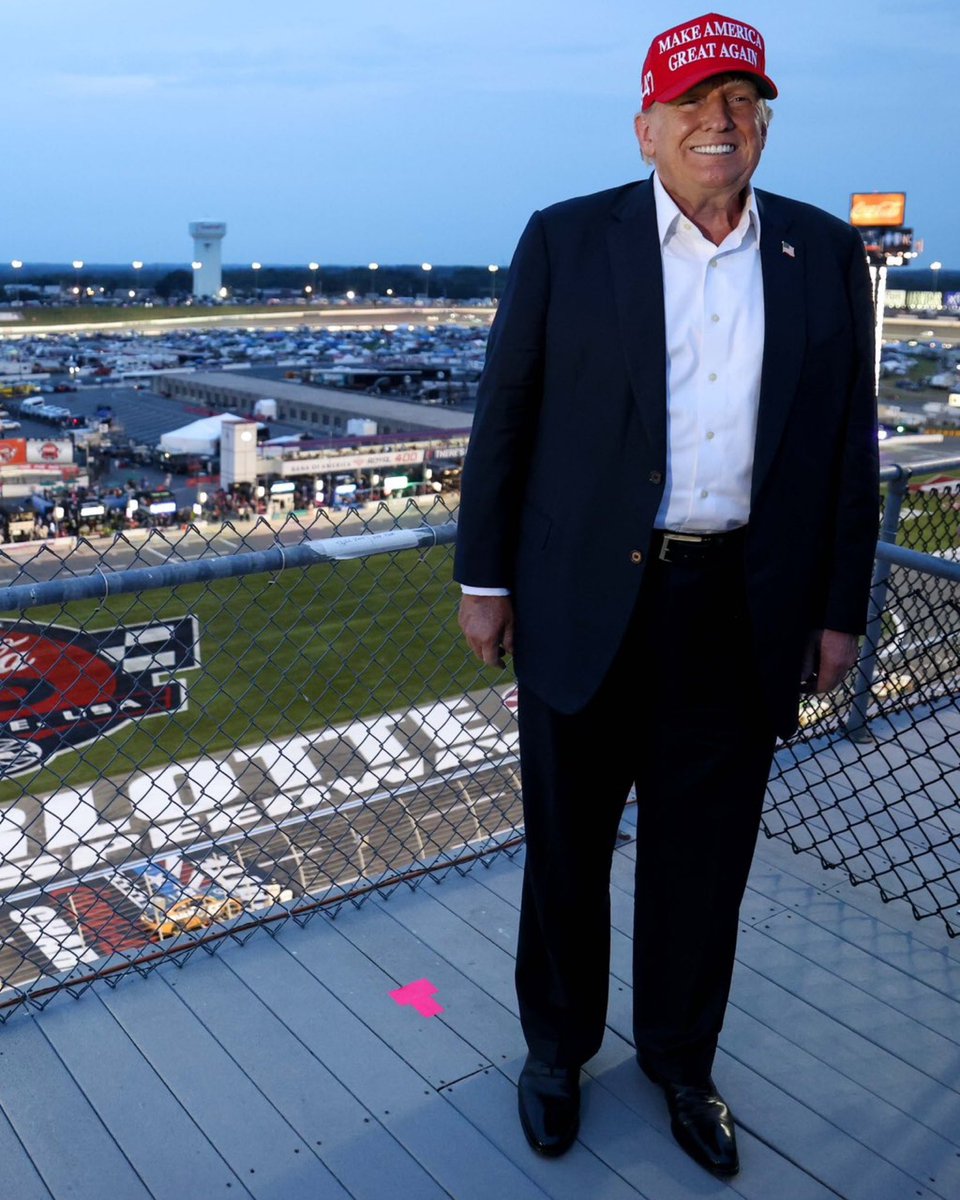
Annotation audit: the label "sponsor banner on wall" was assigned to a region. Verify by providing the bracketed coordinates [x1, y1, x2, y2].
[0, 616, 201, 779]
[26, 439, 73, 464]
[275, 449, 425, 477]
[0, 439, 27, 466]
[849, 192, 906, 228]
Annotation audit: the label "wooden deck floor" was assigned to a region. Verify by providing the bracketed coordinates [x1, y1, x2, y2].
[1, 801, 959, 1200]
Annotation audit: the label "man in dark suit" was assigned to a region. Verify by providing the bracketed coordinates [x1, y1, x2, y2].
[454, 12, 878, 1178]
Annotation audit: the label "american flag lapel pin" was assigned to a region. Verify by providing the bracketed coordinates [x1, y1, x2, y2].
[782, 240, 796, 258]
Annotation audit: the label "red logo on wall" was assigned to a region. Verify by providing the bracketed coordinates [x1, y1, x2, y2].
[39, 443, 61, 461]
[0, 617, 201, 778]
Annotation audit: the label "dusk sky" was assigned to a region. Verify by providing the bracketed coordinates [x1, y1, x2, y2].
[6, 1, 957, 270]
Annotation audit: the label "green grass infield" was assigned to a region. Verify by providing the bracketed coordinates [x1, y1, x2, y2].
[0, 545, 487, 805]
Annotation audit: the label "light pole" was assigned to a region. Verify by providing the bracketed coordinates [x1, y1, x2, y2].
[488, 263, 499, 301]
[931, 260, 943, 310]
[10, 260, 22, 304]
[368, 262, 379, 299]
[421, 262, 432, 301]
[251, 261, 262, 303]
[72, 259, 84, 305]
[309, 261, 320, 299]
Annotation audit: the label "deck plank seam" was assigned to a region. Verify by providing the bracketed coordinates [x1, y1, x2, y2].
[743, 883, 960, 990]
[748, 912, 960, 1043]
[439, 1065, 654, 1200]
[448, 853, 960, 1155]
[465, 844, 960, 1041]
[286, 906, 497, 1081]
[710, 844, 960, 984]
[211, 943, 463, 1199]
[31, 1003, 162, 1200]
[376, 873, 851, 1196]
[731, 959, 960, 1116]
[362, 883, 720, 1190]
[0, 1096, 56, 1200]
[721, 1041, 956, 1200]
[218, 922, 565, 1200]
[127, 967, 359, 1199]
[752, 838, 960, 962]
[80, 989, 259, 1198]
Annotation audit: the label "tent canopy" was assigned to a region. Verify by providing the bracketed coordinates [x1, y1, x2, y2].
[158, 414, 242, 457]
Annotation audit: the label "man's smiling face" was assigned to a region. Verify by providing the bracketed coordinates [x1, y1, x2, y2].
[634, 75, 767, 208]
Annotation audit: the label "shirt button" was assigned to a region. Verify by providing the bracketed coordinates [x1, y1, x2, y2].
[708, 372, 718, 382]
[711, 313, 720, 323]
[700, 489, 709, 499]
[630, 550, 643, 564]
[706, 431, 715, 440]
[710, 260, 718, 269]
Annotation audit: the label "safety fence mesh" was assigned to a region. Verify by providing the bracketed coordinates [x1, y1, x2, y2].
[767, 536, 960, 933]
[0, 469, 957, 1017]
[0, 497, 523, 1016]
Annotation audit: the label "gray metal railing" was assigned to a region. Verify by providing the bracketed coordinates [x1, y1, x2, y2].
[767, 456, 960, 930]
[0, 458, 957, 1018]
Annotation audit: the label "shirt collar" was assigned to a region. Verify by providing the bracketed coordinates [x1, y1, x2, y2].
[652, 172, 761, 250]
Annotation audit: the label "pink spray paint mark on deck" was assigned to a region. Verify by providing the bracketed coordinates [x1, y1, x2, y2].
[390, 978, 444, 1018]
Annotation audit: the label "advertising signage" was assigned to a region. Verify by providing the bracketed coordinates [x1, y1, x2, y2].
[0, 439, 74, 468]
[859, 228, 913, 263]
[850, 192, 906, 228]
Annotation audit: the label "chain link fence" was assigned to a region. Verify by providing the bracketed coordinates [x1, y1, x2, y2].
[767, 462, 960, 931]
[0, 460, 958, 1017]
[0, 497, 525, 1015]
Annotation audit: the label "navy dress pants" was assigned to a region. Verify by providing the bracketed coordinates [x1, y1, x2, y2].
[515, 541, 778, 1083]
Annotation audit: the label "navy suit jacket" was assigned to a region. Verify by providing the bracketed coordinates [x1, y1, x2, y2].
[454, 176, 879, 736]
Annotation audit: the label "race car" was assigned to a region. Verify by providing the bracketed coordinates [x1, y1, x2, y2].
[139, 894, 244, 941]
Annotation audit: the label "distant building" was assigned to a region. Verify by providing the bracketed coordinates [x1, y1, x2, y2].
[188, 221, 226, 299]
[154, 372, 473, 437]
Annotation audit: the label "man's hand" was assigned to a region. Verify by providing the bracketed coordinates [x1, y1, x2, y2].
[458, 594, 515, 668]
[801, 629, 860, 694]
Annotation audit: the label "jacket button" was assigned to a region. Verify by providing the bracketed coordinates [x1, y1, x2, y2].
[648, 470, 663, 484]
[630, 550, 643, 564]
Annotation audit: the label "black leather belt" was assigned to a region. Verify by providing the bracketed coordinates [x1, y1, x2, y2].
[651, 527, 746, 565]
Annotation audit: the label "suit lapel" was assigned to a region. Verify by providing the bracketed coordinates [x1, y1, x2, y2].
[752, 189, 806, 504]
[606, 179, 668, 455]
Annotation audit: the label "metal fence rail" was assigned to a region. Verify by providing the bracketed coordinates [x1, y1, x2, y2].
[767, 511, 960, 933]
[0, 458, 957, 1018]
[0, 498, 525, 1015]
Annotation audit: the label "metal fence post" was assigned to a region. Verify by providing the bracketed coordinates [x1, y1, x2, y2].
[844, 467, 911, 741]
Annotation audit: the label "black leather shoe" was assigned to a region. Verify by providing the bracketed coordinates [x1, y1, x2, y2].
[640, 1061, 739, 1177]
[517, 1054, 580, 1157]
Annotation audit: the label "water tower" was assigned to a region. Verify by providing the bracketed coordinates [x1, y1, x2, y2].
[188, 220, 226, 298]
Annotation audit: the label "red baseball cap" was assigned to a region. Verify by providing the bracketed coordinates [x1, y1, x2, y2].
[640, 13, 778, 110]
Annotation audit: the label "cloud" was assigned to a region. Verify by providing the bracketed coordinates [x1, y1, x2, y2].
[49, 72, 174, 98]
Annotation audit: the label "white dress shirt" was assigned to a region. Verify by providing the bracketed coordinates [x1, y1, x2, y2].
[653, 173, 764, 532]
[462, 173, 766, 594]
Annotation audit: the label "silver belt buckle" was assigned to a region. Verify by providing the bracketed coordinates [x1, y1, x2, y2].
[657, 531, 705, 563]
